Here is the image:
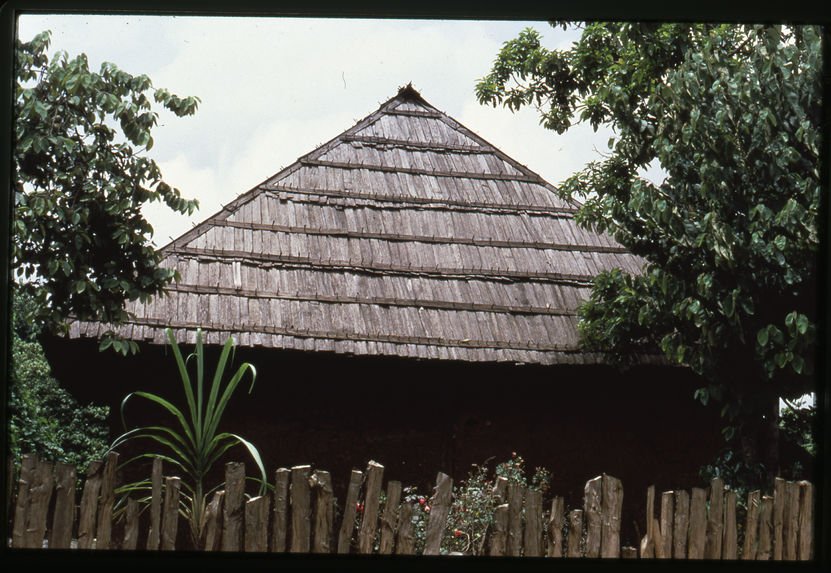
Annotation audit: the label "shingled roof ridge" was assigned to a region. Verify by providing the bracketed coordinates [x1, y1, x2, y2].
[160, 86, 420, 253]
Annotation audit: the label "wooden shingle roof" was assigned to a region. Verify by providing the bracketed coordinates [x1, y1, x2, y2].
[69, 84, 649, 365]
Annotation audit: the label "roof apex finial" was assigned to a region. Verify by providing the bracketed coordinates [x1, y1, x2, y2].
[397, 82, 421, 100]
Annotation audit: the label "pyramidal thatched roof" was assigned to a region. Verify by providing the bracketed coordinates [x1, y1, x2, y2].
[69, 84, 648, 365]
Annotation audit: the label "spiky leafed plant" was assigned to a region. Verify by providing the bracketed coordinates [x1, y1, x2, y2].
[109, 327, 267, 548]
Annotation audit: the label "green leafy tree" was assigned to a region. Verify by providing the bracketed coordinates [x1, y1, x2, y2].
[476, 24, 821, 480]
[13, 30, 199, 353]
[7, 290, 110, 470]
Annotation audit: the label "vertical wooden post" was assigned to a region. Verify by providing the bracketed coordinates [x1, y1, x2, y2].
[311, 470, 334, 554]
[161, 476, 181, 550]
[290, 464, 312, 553]
[652, 517, 665, 558]
[640, 485, 656, 558]
[672, 489, 690, 559]
[584, 476, 602, 558]
[797, 481, 813, 560]
[146, 457, 163, 550]
[245, 495, 271, 552]
[271, 468, 290, 552]
[547, 496, 564, 558]
[524, 488, 543, 557]
[772, 477, 785, 560]
[122, 498, 139, 550]
[704, 477, 724, 559]
[567, 509, 583, 557]
[506, 482, 524, 556]
[489, 503, 509, 556]
[203, 490, 225, 551]
[49, 462, 76, 549]
[379, 480, 402, 555]
[77, 459, 103, 549]
[722, 490, 738, 559]
[24, 459, 55, 548]
[396, 501, 415, 555]
[659, 491, 673, 559]
[423, 472, 452, 556]
[11, 453, 38, 548]
[601, 474, 623, 558]
[492, 476, 508, 504]
[357, 461, 384, 554]
[687, 487, 707, 559]
[95, 451, 119, 550]
[222, 461, 246, 552]
[783, 480, 800, 560]
[742, 490, 760, 560]
[757, 495, 773, 560]
[337, 469, 363, 554]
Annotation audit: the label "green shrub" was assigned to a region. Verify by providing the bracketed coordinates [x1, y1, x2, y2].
[7, 330, 109, 471]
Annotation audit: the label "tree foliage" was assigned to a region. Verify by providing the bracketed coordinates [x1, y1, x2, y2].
[7, 290, 110, 470]
[13, 30, 200, 352]
[477, 24, 821, 471]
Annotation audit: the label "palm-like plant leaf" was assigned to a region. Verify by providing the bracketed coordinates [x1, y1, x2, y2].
[109, 327, 268, 549]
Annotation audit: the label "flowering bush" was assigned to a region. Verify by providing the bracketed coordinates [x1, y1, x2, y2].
[398, 453, 554, 555]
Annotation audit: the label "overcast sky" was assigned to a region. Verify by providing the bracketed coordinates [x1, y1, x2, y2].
[16, 14, 627, 247]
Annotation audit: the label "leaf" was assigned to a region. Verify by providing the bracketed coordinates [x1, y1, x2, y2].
[756, 328, 769, 347]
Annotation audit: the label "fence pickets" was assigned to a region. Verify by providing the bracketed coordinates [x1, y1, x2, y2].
[6, 453, 815, 560]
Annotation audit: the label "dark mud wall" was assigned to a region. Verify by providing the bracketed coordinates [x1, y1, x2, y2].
[44, 336, 726, 546]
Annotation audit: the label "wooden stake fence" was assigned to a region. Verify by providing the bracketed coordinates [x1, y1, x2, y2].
[6, 453, 815, 560]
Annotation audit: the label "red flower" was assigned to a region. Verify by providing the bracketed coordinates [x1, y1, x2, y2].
[454, 530, 462, 537]
[419, 497, 425, 505]
[356, 502, 364, 513]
